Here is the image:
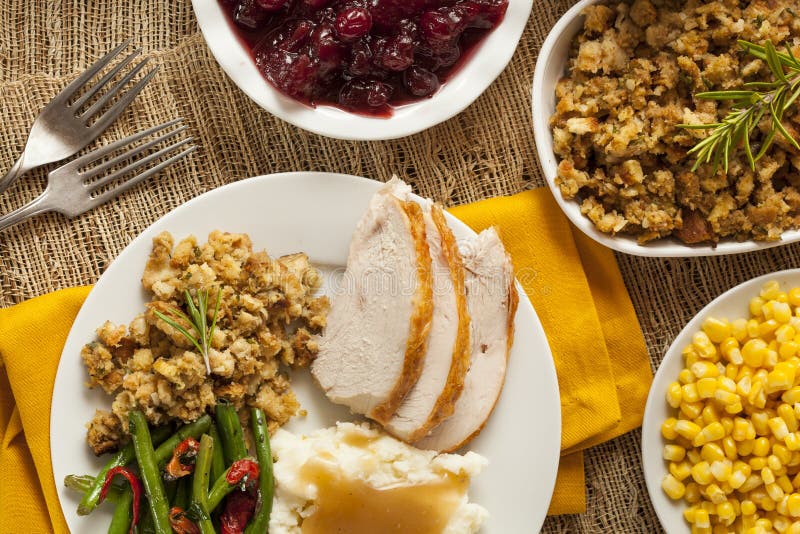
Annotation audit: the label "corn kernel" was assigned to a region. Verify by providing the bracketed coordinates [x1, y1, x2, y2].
[789, 288, 800, 307]
[706, 483, 727, 504]
[780, 475, 795, 494]
[744, 339, 769, 367]
[685, 482, 702, 504]
[662, 473, 686, 500]
[733, 418, 755, 441]
[782, 341, 800, 359]
[722, 436, 738, 460]
[666, 381, 683, 408]
[692, 360, 721, 379]
[682, 402, 704, 420]
[780, 404, 800, 432]
[788, 433, 800, 451]
[763, 281, 783, 300]
[753, 411, 771, 436]
[680, 368, 695, 384]
[785, 388, 800, 405]
[741, 499, 757, 515]
[752, 297, 767, 317]
[702, 404, 721, 426]
[789, 521, 800, 534]
[772, 417, 792, 440]
[691, 461, 714, 485]
[739, 439, 756, 456]
[769, 364, 797, 393]
[769, 454, 784, 473]
[751, 456, 769, 470]
[697, 377, 718, 399]
[733, 318, 749, 341]
[694, 331, 718, 359]
[717, 500, 736, 521]
[748, 318, 762, 338]
[764, 466, 777, 484]
[761, 319, 781, 338]
[664, 444, 686, 462]
[725, 362, 739, 380]
[769, 482, 786, 501]
[711, 459, 732, 482]
[725, 401, 744, 415]
[702, 422, 726, 442]
[777, 444, 794, 465]
[776, 302, 794, 323]
[755, 437, 772, 456]
[715, 390, 740, 406]
[702, 443, 725, 463]
[683, 383, 700, 403]
[704, 317, 732, 343]
[778, 324, 798, 343]
[687, 448, 703, 465]
[684, 505, 697, 524]
[694, 508, 710, 528]
[671, 461, 693, 481]
[789, 494, 800, 516]
[740, 473, 764, 493]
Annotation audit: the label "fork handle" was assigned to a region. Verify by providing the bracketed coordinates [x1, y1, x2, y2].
[0, 153, 34, 195]
[0, 193, 53, 232]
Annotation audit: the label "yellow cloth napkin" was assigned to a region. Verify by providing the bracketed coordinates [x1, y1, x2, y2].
[0, 285, 91, 534]
[0, 188, 651, 531]
[450, 188, 652, 515]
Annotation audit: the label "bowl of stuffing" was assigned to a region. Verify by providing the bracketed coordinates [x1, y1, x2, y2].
[193, 0, 533, 140]
[532, 0, 800, 257]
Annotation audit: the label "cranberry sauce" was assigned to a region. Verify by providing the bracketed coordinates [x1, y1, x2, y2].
[219, 0, 509, 116]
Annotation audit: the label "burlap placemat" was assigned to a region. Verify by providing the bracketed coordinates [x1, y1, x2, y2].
[5, 1, 800, 532]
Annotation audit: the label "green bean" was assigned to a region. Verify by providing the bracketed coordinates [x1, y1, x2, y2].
[107, 488, 133, 534]
[214, 402, 247, 464]
[206, 465, 235, 511]
[244, 408, 274, 534]
[208, 423, 226, 483]
[191, 434, 216, 534]
[129, 411, 171, 534]
[173, 477, 190, 510]
[77, 426, 172, 515]
[153, 415, 212, 466]
[64, 474, 125, 505]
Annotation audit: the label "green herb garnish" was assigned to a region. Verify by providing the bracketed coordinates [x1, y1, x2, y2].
[154, 287, 221, 374]
[680, 40, 800, 173]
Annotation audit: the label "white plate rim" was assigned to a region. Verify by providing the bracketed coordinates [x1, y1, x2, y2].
[50, 171, 561, 533]
[641, 269, 800, 532]
[191, 0, 534, 141]
[530, 0, 800, 258]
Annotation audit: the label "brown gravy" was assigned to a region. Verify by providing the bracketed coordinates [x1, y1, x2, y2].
[299, 460, 467, 534]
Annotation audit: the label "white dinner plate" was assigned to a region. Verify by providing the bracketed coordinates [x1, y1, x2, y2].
[51, 172, 561, 533]
[641, 270, 800, 532]
[191, 0, 533, 141]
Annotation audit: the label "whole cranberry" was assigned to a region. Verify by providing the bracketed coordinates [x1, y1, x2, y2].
[346, 40, 374, 77]
[335, 8, 372, 42]
[274, 20, 314, 52]
[403, 66, 439, 97]
[419, 11, 456, 43]
[234, 0, 270, 30]
[256, 0, 288, 11]
[339, 79, 393, 108]
[376, 33, 415, 71]
[304, 0, 330, 7]
[259, 50, 318, 98]
[311, 24, 346, 71]
[435, 44, 461, 68]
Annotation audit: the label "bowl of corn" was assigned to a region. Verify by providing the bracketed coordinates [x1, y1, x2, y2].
[642, 271, 800, 534]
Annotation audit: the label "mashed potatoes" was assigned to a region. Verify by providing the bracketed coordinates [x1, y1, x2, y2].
[269, 422, 488, 534]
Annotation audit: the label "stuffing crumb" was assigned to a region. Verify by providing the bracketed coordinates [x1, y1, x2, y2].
[83, 231, 329, 455]
[551, 0, 800, 244]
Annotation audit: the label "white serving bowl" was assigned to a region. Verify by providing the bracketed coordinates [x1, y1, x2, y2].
[192, 0, 533, 141]
[531, 0, 800, 257]
[641, 270, 800, 533]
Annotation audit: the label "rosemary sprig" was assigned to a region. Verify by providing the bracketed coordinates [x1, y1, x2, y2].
[153, 287, 221, 375]
[680, 40, 800, 172]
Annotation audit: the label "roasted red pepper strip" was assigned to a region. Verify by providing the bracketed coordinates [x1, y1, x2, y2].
[169, 506, 201, 534]
[226, 459, 260, 489]
[221, 490, 257, 534]
[98, 466, 142, 534]
[165, 437, 200, 481]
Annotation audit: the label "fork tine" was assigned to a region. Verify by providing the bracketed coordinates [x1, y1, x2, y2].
[62, 118, 182, 171]
[83, 66, 159, 133]
[88, 145, 197, 208]
[71, 48, 142, 111]
[56, 39, 133, 101]
[81, 58, 151, 120]
[81, 125, 189, 181]
[87, 136, 194, 192]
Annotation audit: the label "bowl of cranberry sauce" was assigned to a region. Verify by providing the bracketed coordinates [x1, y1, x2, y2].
[193, 0, 532, 140]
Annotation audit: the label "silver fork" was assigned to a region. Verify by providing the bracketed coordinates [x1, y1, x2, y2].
[0, 119, 196, 232]
[0, 39, 159, 194]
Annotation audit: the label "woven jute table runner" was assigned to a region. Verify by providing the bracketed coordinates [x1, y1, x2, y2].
[4, 1, 800, 532]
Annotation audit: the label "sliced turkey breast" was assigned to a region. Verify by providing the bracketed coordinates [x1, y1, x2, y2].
[384, 203, 471, 443]
[416, 227, 518, 452]
[311, 178, 434, 424]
